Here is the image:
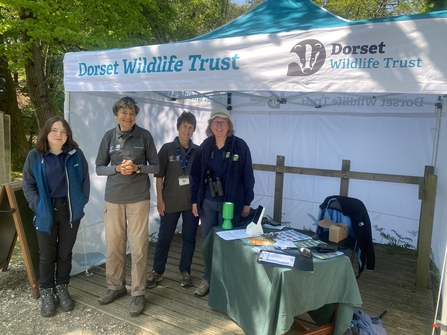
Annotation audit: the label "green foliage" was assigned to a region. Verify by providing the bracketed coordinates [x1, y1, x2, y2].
[312, 0, 425, 20]
[374, 225, 416, 249]
[423, 0, 447, 11]
[0, 0, 252, 171]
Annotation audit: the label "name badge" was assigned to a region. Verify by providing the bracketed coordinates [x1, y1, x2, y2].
[179, 175, 190, 186]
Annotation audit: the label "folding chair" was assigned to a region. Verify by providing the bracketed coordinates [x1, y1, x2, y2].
[313, 198, 358, 264]
[312, 196, 375, 278]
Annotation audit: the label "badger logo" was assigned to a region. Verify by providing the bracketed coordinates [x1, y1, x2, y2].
[287, 39, 326, 76]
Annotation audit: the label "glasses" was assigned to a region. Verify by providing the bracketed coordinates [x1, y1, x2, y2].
[212, 120, 229, 127]
[119, 111, 136, 117]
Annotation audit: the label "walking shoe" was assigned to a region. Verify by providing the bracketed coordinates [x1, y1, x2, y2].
[194, 279, 209, 297]
[146, 270, 163, 288]
[40, 287, 56, 317]
[98, 288, 127, 305]
[181, 271, 193, 287]
[129, 295, 145, 316]
[56, 284, 75, 312]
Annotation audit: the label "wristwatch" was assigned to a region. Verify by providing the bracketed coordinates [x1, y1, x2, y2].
[136, 165, 141, 174]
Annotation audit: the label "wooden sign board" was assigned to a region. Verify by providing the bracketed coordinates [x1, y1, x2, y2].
[0, 185, 17, 271]
[0, 181, 40, 298]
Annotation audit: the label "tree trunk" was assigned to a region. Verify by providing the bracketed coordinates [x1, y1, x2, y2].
[0, 35, 29, 171]
[19, 7, 55, 129]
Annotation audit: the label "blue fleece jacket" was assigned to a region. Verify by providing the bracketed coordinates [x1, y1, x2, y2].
[22, 147, 90, 234]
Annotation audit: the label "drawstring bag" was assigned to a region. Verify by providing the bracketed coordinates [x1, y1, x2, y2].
[343, 310, 387, 335]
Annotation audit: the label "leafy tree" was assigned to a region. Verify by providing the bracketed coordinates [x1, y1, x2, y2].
[423, 0, 447, 11]
[0, 34, 29, 170]
[313, 0, 426, 19]
[0, 0, 251, 171]
[246, 0, 266, 9]
[1, 0, 156, 170]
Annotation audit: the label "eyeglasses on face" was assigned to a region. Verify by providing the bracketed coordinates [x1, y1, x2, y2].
[212, 120, 229, 127]
[119, 110, 136, 117]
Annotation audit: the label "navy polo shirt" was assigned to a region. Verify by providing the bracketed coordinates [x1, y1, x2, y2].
[44, 149, 67, 198]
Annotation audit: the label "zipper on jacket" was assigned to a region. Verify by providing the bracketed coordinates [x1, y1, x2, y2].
[65, 155, 73, 226]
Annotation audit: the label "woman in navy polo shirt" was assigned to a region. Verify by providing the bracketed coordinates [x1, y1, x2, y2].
[23, 116, 90, 317]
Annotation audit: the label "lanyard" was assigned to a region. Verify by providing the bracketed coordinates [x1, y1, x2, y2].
[176, 148, 191, 175]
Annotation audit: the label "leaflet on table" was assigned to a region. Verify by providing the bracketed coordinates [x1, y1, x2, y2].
[251, 246, 279, 253]
[242, 235, 276, 245]
[242, 237, 297, 248]
[216, 229, 255, 240]
[274, 240, 296, 249]
[312, 251, 345, 260]
[257, 250, 296, 267]
[273, 230, 311, 242]
[294, 239, 325, 249]
[262, 223, 286, 230]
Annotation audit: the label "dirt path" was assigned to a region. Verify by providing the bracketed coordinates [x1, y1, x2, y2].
[0, 243, 150, 335]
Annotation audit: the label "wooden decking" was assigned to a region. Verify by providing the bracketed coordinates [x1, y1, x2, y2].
[70, 232, 435, 335]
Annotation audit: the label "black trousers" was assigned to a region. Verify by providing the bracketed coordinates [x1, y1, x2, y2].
[36, 198, 80, 289]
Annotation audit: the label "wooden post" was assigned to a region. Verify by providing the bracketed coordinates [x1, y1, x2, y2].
[0, 112, 11, 184]
[339, 160, 350, 196]
[416, 166, 437, 288]
[273, 155, 285, 223]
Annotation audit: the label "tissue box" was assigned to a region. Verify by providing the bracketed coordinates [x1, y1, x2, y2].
[318, 218, 349, 243]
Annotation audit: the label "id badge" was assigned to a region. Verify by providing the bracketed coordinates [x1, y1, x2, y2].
[179, 175, 190, 186]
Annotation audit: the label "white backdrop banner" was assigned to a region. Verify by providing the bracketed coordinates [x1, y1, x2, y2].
[68, 91, 436, 275]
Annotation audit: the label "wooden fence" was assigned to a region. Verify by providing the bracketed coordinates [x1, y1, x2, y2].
[253, 156, 437, 289]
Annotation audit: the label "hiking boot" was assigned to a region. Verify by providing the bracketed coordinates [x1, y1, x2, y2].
[146, 270, 163, 288]
[40, 287, 56, 317]
[181, 271, 192, 287]
[56, 284, 75, 312]
[194, 279, 209, 297]
[98, 288, 127, 305]
[129, 295, 145, 316]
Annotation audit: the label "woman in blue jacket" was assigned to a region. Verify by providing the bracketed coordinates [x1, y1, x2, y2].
[191, 108, 255, 297]
[23, 116, 90, 317]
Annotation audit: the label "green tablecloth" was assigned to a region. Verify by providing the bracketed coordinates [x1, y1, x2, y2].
[202, 227, 362, 335]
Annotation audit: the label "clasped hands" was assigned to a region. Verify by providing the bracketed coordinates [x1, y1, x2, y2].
[116, 159, 138, 175]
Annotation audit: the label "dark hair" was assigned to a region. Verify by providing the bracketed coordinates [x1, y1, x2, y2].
[112, 96, 140, 116]
[36, 116, 78, 152]
[177, 111, 197, 130]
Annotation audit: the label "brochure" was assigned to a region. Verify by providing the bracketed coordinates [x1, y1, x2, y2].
[242, 236, 276, 246]
[273, 229, 312, 242]
[257, 250, 296, 267]
[294, 239, 325, 249]
[251, 246, 279, 253]
[312, 251, 345, 260]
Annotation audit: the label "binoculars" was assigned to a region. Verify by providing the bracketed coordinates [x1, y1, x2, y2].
[207, 176, 224, 197]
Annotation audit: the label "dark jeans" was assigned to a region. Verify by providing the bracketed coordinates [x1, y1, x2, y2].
[36, 198, 80, 289]
[152, 210, 199, 274]
[200, 199, 223, 241]
[200, 198, 240, 279]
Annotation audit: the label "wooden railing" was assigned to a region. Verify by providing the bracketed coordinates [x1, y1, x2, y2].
[253, 156, 437, 289]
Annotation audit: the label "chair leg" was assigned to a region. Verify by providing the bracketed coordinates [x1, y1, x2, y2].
[350, 241, 358, 264]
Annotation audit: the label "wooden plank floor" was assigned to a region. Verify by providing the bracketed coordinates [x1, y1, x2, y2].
[70, 232, 435, 335]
